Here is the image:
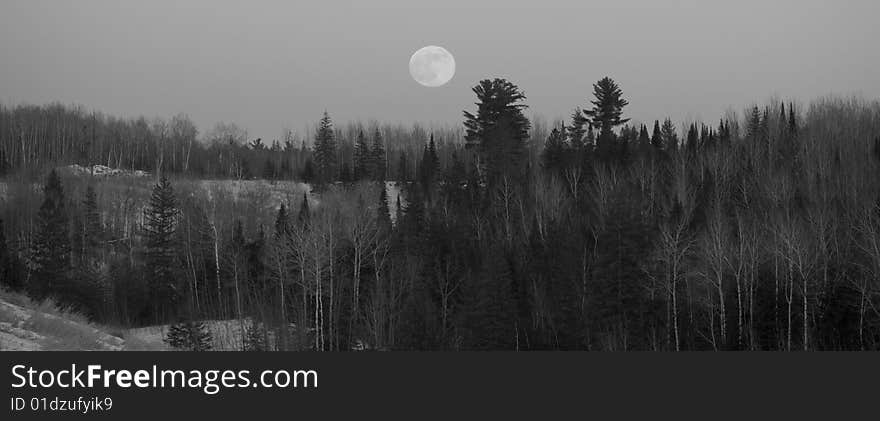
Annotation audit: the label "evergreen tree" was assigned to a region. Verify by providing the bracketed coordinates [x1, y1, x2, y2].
[418, 134, 441, 190]
[164, 320, 213, 351]
[637, 124, 651, 155]
[312, 111, 338, 183]
[661, 118, 679, 150]
[569, 108, 589, 148]
[651, 120, 663, 149]
[144, 176, 180, 323]
[686, 123, 699, 153]
[542, 126, 567, 172]
[29, 169, 71, 300]
[463, 78, 531, 185]
[584, 77, 630, 157]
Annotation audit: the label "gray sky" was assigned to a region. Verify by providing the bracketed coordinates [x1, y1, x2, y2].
[2, 0, 878, 142]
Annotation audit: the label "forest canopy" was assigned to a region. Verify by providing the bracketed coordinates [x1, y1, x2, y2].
[2, 78, 880, 351]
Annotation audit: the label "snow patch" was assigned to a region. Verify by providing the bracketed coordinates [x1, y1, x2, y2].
[62, 164, 150, 178]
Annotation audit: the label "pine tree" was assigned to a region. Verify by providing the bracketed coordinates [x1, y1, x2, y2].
[418, 134, 441, 190]
[29, 169, 71, 300]
[542, 126, 567, 172]
[164, 320, 213, 351]
[463, 78, 531, 185]
[686, 123, 699, 153]
[651, 120, 663, 149]
[746, 106, 762, 140]
[371, 128, 387, 181]
[584, 77, 630, 157]
[144, 176, 180, 323]
[788, 103, 798, 138]
[661, 118, 679, 150]
[569, 108, 589, 148]
[637, 124, 651, 155]
[312, 111, 338, 183]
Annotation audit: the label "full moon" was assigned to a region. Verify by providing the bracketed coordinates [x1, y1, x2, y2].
[409, 46, 455, 87]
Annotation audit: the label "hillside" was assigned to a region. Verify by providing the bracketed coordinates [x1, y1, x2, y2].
[0, 289, 260, 351]
[0, 289, 125, 351]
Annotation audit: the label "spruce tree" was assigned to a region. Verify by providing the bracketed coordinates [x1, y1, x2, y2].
[661, 118, 679, 150]
[542, 126, 567, 172]
[568, 108, 589, 148]
[144, 176, 180, 323]
[637, 124, 651, 155]
[418, 134, 441, 190]
[29, 169, 71, 300]
[164, 320, 213, 351]
[651, 120, 663, 149]
[788, 103, 798, 138]
[686, 123, 699, 153]
[312, 111, 338, 183]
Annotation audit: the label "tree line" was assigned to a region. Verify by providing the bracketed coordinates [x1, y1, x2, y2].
[0, 104, 461, 184]
[1, 77, 880, 350]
